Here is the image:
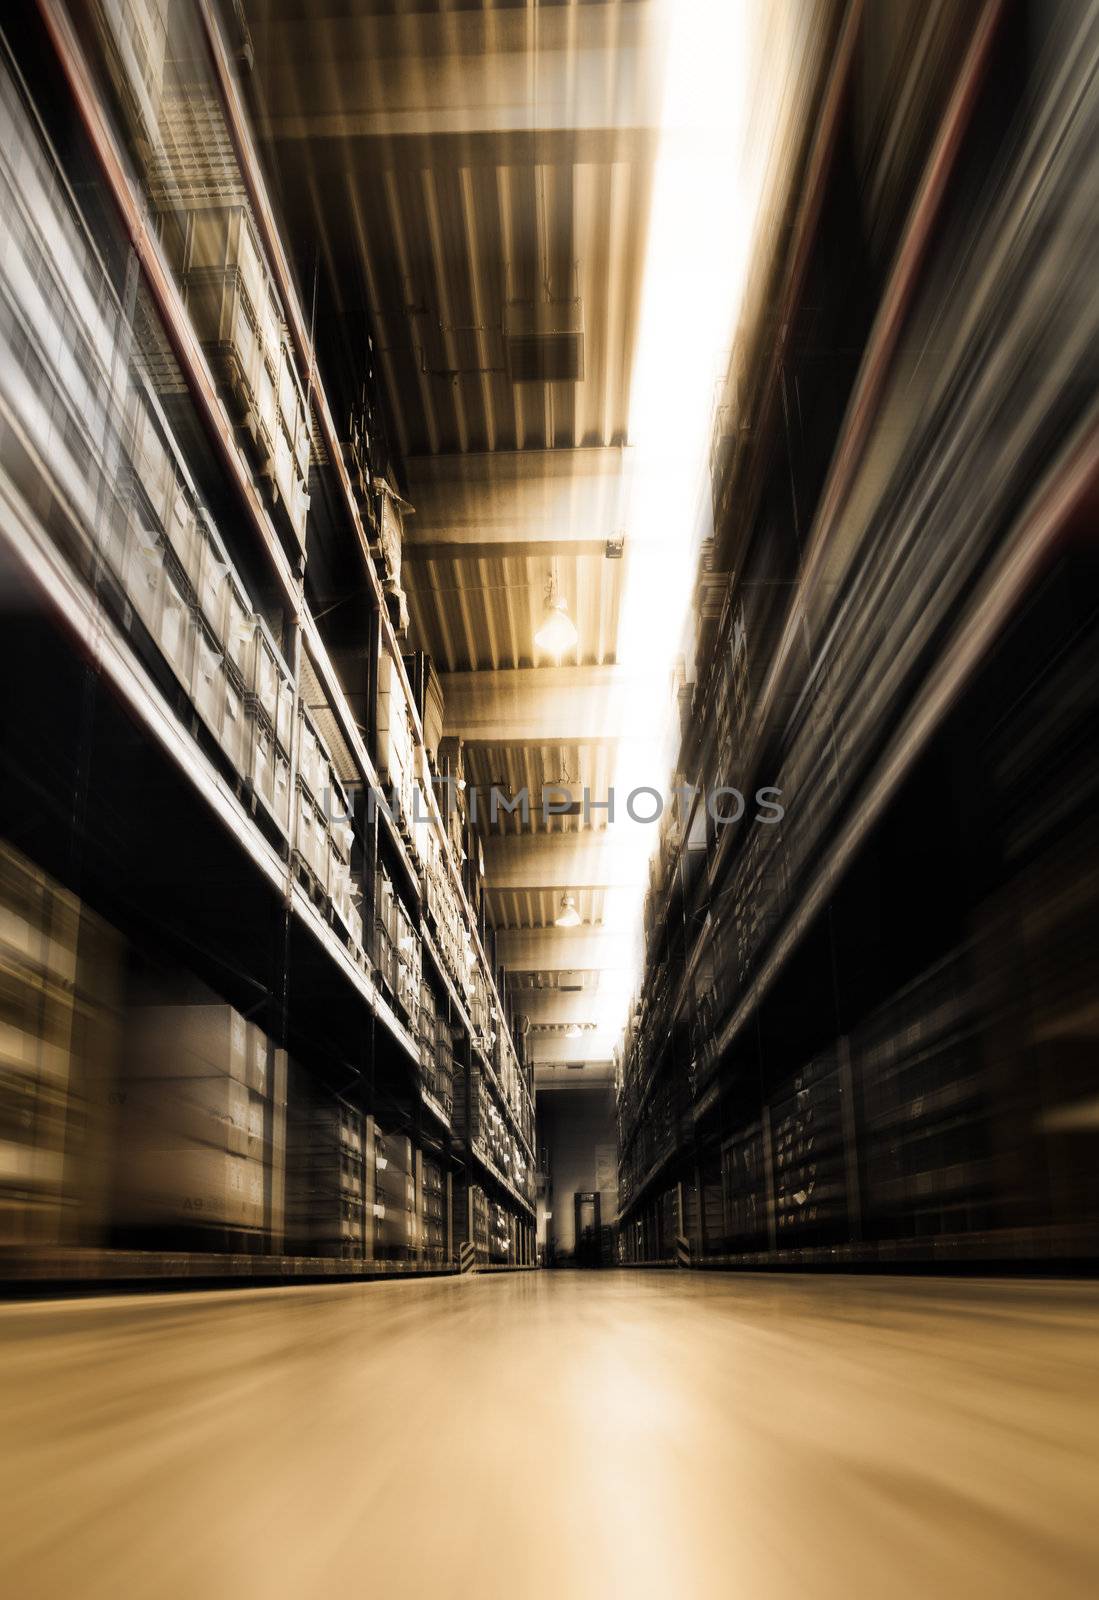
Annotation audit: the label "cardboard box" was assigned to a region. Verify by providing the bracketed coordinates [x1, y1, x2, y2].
[374, 1163, 416, 1207]
[242, 1155, 266, 1230]
[245, 1088, 268, 1158]
[372, 1205, 416, 1246]
[115, 1143, 255, 1228]
[245, 1023, 269, 1096]
[120, 1074, 250, 1157]
[374, 1130, 412, 1175]
[129, 1004, 248, 1082]
[3, 851, 82, 976]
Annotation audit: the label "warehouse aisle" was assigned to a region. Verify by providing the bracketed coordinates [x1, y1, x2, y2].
[2, 1273, 1097, 1600]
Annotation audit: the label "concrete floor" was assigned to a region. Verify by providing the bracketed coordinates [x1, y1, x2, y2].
[1, 1272, 1097, 1600]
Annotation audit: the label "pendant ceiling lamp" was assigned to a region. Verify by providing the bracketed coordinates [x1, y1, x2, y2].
[534, 564, 578, 657]
[554, 893, 581, 928]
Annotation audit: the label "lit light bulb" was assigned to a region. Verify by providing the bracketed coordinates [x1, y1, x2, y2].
[534, 597, 578, 657]
[554, 894, 581, 929]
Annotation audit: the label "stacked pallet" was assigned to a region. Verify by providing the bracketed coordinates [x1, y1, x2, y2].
[434, 1011, 454, 1118]
[769, 1055, 847, 1243]
[402, 652, 445, 773]
[471, 1184, 488, 1264]
[720, 1122, 767, 1249]
[448, 1172, 483, 1265]
[455, 1064, 512, 1178]
[417, 981, 439, 1101]
[285, 1084, 365, 1259]
[853, 951, 990, 1238]
[421, 1156, 446, 1264]
[91, 7, 313, 552]
[372, 1126, 418, 1261]
[489, 1200, 510, 1264]
[422, 824, 469, 992]
[156, 176, 310, 550]
[94, 0, 171, 172]
[0, 28, 376, 968]
[295, 705, 359, 946]
[0, 843, 121, 1247]
[115, 1004, 285, 1250]
[470, 967, 491, 1047]
[512, 1141, 531, 1206]
[373, 867, 420, 1026]
[435, 737, 467, 868]
[373, 867, 398, 1000]
[394, 897, 421, 1030]
[375, 652, 417, 835]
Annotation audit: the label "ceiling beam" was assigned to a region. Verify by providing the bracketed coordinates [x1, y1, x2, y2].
[526, 1034, 618, 1066]
[520, 992, 610, 1026]
[494, 928, 634, 971]
[534, 1064, 616, 1088]
[408, 539, 609, 567]
[403, 448, 632, 561]
[483, 831, 640, 890]
[250, 5, 663, 143]
[256, 129, 657, 177]
[442, 665, 649, 744]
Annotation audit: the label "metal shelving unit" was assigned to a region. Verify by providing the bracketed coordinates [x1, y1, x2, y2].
[615, 0, 1099, 1270]
[0, 0, 536, 1280]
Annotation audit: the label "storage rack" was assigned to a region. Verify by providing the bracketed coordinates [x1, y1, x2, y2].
[615, 1, 1099, 1269]
[0, 0, 535, 1282]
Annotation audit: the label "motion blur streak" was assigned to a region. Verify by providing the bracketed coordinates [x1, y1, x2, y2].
[611, 0, 812, 997]
[1, 0, 1099, 1592]
[2, 1273, 1098, 1600]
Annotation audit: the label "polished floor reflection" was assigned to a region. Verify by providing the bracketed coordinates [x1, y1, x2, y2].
[2, 1271, 1097, 1599]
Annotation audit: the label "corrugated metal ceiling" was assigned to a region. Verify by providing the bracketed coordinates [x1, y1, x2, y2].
[486, 886, 606, 931]
[246, 0, 660, 1025]
[463, 743, 615, 835]
[405, 545, 622, 671]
